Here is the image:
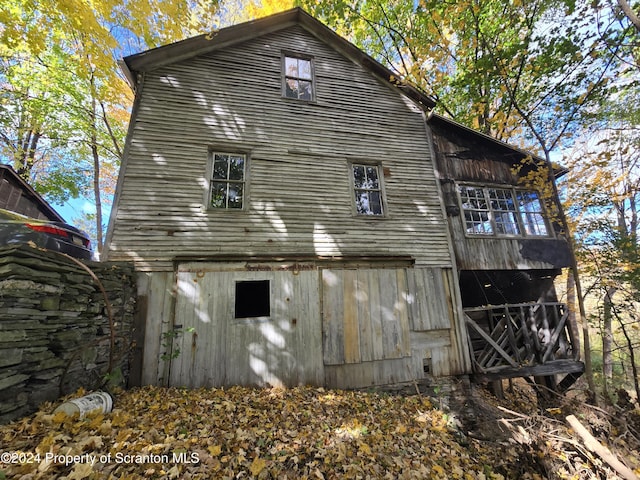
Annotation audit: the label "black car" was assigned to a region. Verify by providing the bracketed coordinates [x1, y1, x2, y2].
[0, 208, 93, 260]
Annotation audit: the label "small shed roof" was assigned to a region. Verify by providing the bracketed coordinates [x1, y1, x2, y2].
[0, 164, 65, 222]
[121, 7, 436, 111]
[427, 113, 569, 177]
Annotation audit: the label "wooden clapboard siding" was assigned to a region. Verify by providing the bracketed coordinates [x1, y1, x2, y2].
[168, 264, 324, 388]
[428, 114, 573, 271]
[106, 25, 452, 268]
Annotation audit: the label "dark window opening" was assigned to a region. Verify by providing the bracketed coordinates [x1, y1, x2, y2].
[235, 280, 270, 318]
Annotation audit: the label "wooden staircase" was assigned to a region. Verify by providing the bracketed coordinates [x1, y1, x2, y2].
[464, 302, 584, 392]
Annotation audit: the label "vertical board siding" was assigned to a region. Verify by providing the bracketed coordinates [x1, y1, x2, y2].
[138, 272, 175, 386]
[169, 264, 324, 388]
[406, 268, 452, 331]
[321, 268, 412, 367]
[107, 25, 453, 268]
[141, 264, 467, 387]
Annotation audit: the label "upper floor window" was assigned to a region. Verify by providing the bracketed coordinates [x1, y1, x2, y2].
[352, 163, 384, 216]
[210, 152, 245, 209]
[458, 185, 549, 237]
[283, 54, 314, 101]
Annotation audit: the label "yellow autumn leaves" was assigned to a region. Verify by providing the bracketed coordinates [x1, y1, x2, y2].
[0, 385, 527, 479]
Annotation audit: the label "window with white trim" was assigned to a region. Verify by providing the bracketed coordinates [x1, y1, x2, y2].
[283, 54, 314, 101]
[352, 163, 384, 216]
[209, 152, 246, 209]
[458, 185, 549, 237]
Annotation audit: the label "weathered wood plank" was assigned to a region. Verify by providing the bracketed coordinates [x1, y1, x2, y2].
[322, 269, 344, 366]
[472, 360, 585, 382]
[378, 269, 402, 360]
[368, 269, 385, 361]
[396, 269, 412, 356]
[140, 271, 175, 386]
[324, 357, 416, 389]
[342, 269, 361, 364]
[357, 270, 374, 362]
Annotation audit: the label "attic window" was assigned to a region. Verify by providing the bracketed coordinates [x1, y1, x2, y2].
[283, 54, 314, 101]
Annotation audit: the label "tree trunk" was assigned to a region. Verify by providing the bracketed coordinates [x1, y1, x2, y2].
[14, 129, 42, 179]
[566, 272, 581, 357]
[617, 310, 640, 402]
[88, 67, 104, 256]
[618, 0, 640, 33]
[541, 148, 596, 401]
[602, 287, 617, 397]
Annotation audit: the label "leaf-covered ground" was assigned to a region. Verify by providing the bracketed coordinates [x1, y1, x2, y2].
[1, 383, 639, 479]
[1, 385, 528, 480]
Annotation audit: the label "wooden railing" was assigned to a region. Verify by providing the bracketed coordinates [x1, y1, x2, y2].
[464, 302, 580, 375]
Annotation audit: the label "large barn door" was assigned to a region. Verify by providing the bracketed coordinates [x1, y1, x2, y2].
[168, 264, 324, 388]
[321, 268, 411, 366]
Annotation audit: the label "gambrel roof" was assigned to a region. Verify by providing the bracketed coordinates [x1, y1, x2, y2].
[120, 7, 436, 111]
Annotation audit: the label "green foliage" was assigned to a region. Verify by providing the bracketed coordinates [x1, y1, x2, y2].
[0, 0, 222, 248]
[161, 327, 196, 362]
[298, 0, 619, 156]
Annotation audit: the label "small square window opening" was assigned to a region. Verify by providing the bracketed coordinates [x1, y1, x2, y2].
[235, 280, 270, 318]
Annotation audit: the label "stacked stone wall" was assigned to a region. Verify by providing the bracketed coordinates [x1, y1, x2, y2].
[0, 245, 136, 423]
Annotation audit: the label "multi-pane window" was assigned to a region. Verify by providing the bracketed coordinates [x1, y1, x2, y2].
[517, 191, 549, 236]
[458, 185, 549, 237]
[283, 55, 313, 101]
[353, 164, 384, 215]
[210, 152, 245, 209]
[458, 186, 492, 234]
[489, 189, 521, 235]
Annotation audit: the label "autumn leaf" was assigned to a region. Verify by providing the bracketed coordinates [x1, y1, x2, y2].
[1, 384, 635, 479]
[250, 456, 267, 476]
[208, 445, 222, 456]
[67, 463, 93, 480]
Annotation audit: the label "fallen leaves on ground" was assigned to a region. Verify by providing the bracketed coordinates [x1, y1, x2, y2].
[0, 385, 524, 480]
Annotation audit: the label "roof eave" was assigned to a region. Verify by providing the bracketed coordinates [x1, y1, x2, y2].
[427, 112, 568, 176]
[121, 7, 435, 109]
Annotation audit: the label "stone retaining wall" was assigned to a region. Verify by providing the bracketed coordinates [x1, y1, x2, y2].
[0, 245, 136, 423]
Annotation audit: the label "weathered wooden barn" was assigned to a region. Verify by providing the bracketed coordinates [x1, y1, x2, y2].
[105, 8, 583, 391]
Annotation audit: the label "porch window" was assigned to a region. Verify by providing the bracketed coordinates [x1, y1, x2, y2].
[283, 54, 314, 101]
[459, 185, 549, 237]
[210, 152, 245, 209]
[352, 163, 384, 216]
[517, 191, 549, 236]
[459, 186, 492, 234]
